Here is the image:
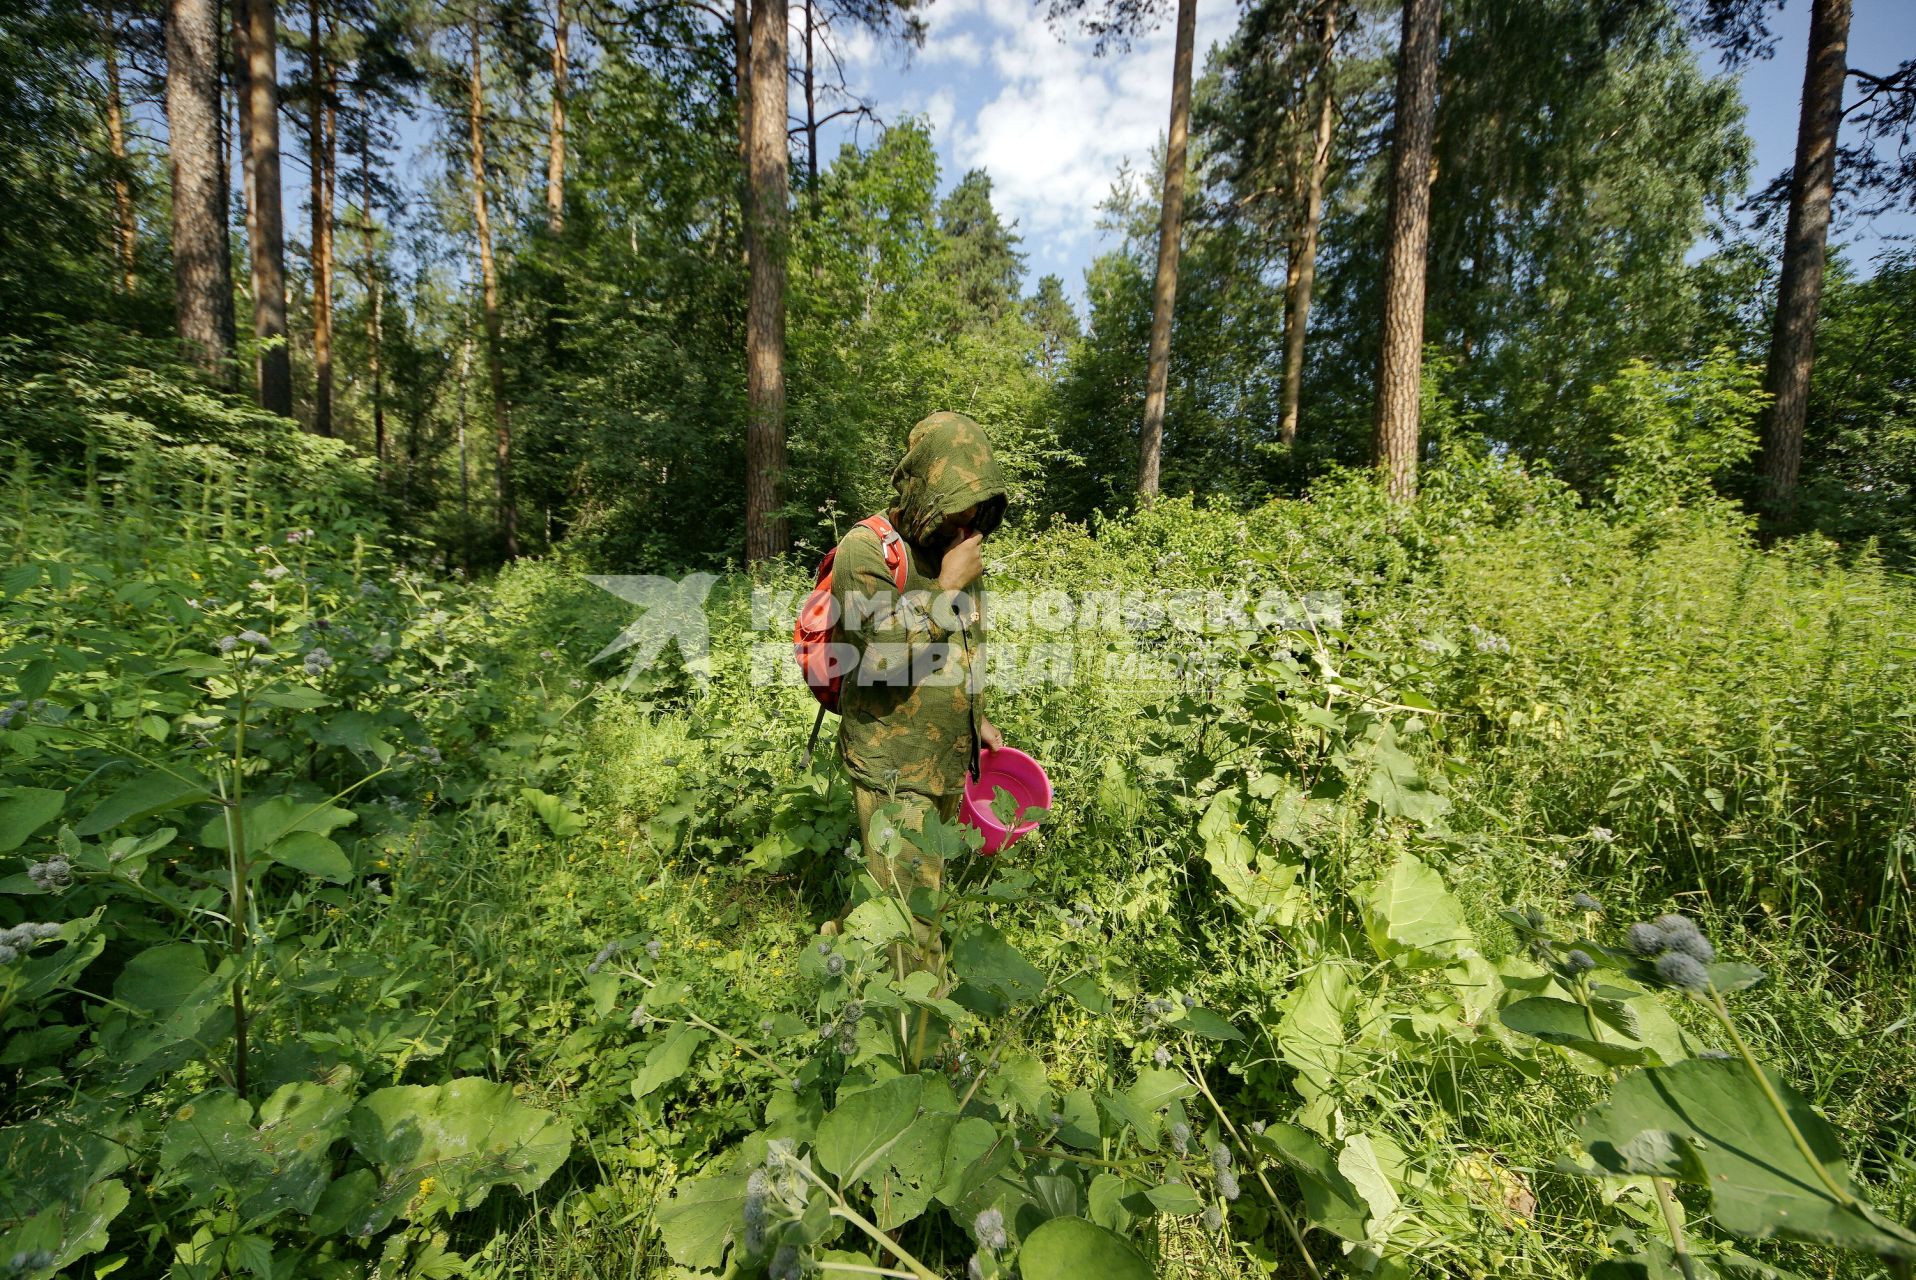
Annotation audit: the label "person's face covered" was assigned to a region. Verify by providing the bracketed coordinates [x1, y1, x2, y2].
[933, 503, 982, 552]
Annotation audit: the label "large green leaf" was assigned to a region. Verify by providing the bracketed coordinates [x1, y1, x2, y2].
[268, 830, 353, 882]
[0, 1179, 128, 1280]
[95, 942, 236, 1094]
[0, 786, 64, 852]
[656, 1172, 748, 1269]
[1364, 726, 1451, 825]
[158, 1084, 352, 1223]
[0, 1115, 131, 1225]
[949, 922, 1046, 1007]
[199, 794, 357, 862]
[1501, 997, 1652, 1067]
[348, 1078, 572, 1233]
[816, 1075, 926, 1183]
[1363, 853, 1476, 967]
[1579, 1058, 1916, 1258]
[74, 770, 209, 837]
[630, 1025, 708, 1099]
[520, 788, 585, 838]
[1275, 962, 1353, 1105]
[308, 711, 396, 764]
[1018, 1216, 1154, 1280]
[1254, 1123, 1370, 1243]
[1338, 1132, 1409, 1248]
[1198, 789, 1304, 924]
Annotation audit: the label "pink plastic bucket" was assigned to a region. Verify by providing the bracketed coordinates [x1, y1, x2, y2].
[960, 746, 1052, 854]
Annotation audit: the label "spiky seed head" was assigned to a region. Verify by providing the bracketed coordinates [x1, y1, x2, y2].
[1626, 922, 1666, 956]
[1203, 1205, 1224, 1231]
[1653, 913, 1699, 937]
[1524, 907, 1547, 930]
[1654, 951, 1711, 992]
[825, 953, 845, 977]
[1565, 949, 1596, 974]
[1153, 1046, 1171, 1068]
[1169, 1122, 1191, 1155]
[1664, 930, 1715, 962]
[1572, 892, 1603, 912]
[1218, 1169, 1241, 1202]
[973, 1206, 1008, 1252]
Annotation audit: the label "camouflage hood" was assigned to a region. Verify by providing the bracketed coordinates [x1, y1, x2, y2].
[888, 411, 1009, 548]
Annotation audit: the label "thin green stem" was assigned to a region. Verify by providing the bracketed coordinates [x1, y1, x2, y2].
[1705, 988, 1857, 1209]
[1652, 1177, 1699, 1280]
[788, 1160, 940, 1280]
[1183, 1044, 1325, 1280]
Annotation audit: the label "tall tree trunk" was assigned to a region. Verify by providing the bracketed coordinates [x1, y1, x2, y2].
[1758, 0, 1851, 522]
[359, 138, 385, 466]
[1370, 0, 1440, 504]
[164, 0, 232, 373]
[234, 0, 256, 323]
[216, 0, 237, 358]
[240, 0, 292, 415]
[803, 0, 818, 188]
[743, 0, 789, 563]
[457, 335, 473, 574]
[468, 13, 518, 557]
[308, 0, 334, 436]
[546, 0, 567, 235]
[1136, 0, 1197, 503]
[102, 1, 138, 291]
[1280, 7, 1336, 449]
[734, 0, 750, 170]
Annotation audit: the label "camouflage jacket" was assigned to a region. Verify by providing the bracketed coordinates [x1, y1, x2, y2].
[833, 412, 1009, 798]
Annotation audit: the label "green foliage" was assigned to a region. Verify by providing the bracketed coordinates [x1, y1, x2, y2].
[1594, 349, 1767, 515]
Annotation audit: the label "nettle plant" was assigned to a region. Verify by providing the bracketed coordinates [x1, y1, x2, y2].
[1506, 903, 1916, 1279]
[593, 800, 1334, 1280]
[0, 513, 569, 1277]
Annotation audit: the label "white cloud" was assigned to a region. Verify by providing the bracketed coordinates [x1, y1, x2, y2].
[937, 0, 1234, 245]
[924, 30, 985, 66]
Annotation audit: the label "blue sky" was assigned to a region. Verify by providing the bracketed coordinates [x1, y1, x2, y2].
[800, 0, 1916, 294]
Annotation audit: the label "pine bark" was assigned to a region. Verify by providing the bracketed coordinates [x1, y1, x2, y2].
[359, 139, 385, 465]
[234, 0, 256, 311]
[468, 14, 518, 557]
[1758, 0, 1852, 521]
[102, 1, 138, 292]
[743, 0, 789, 563]
[1279, 8, 1336, 448]
[546, 0, 567, 236]
[239, 0, 292, 415]
[1371, 0, 1440, 504]
[164, 0, 232, 373]
[803, 0, 818, 187]
[308, 0, 334, 436]
[1136, 0, 1197, 503]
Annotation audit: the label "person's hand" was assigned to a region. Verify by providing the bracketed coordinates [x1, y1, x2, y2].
[937, 532, 985, 594]
[977, 716, 1004, 752]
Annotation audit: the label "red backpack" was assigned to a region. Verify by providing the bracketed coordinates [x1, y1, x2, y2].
[796, 515, 909, 766]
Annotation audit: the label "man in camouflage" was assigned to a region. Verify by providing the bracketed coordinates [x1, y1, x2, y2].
[829, 411, 1006, 969]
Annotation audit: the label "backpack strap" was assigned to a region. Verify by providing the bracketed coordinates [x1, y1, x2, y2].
[856, 514, 910, 593]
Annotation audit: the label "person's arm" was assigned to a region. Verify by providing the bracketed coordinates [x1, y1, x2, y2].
[832, 530, 961, 677]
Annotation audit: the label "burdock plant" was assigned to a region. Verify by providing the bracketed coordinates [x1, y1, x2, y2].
[1624, 913, 1872, 1222]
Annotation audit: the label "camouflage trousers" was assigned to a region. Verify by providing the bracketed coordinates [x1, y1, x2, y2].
[855, 786, 961, 903]
[854, 786, 961, 1064]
